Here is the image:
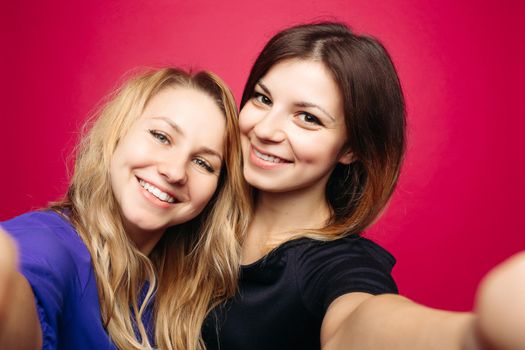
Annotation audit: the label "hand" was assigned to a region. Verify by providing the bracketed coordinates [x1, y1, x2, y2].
[475, 252, 525, 350]
[0, 227, 18, 333]
[0, 227, 42, 349]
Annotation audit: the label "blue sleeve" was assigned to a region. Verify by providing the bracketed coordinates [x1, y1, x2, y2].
[296, 235, 398, 316]
[1, 211, 82, 350]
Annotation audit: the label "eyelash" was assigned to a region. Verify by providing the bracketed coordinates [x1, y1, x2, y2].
[253, 90, 324, 128]
[149, 130, 170, 144]
[149, 130, 216, 174]
[253, 91, 272, 106]
[193, 158, 215, 173]
[297, 112, 323, 126]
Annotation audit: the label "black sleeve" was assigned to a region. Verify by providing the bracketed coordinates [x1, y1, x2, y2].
[295, 235, 398, 316]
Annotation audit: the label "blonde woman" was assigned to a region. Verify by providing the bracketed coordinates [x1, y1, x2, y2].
[0, 68, 250, 350]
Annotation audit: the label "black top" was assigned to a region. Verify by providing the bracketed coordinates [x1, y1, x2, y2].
[202, 235, 397, 350]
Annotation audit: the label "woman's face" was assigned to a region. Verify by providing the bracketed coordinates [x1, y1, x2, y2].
[239, 58, 352, 196]
[110, 87, 225, 246]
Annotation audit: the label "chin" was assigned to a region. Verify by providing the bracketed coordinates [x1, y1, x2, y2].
[245, 176, 285, 193]
[134, 221, 166, 234]
[122, 211, 163, 232]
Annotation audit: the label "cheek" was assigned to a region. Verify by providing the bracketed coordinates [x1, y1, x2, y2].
[238, 111, 254, 155]
[240, 135, 251, 157]
[290, 133, 344, 164]
[109, 145, 125, 183]
[119, 134, 157, 167]
[238, 105, 257, 136]
[108, 157, 119, 196]
[190, 176, 219, 209]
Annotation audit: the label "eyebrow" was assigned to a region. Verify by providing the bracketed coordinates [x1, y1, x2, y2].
[257, 81, 336, 122]
[200, 147, 223, 163]
[153, 116, 185, 136]
[152, 116, 223, 162]
[257, 81, 272, 97]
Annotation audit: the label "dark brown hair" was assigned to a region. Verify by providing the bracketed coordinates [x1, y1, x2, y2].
[241, 22, 406, 238]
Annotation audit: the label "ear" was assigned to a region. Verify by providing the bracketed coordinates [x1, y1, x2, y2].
[338, 149, 354, 165]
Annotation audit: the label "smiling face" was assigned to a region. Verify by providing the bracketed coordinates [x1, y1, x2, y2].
[239, 59, 353, 198]
[110, 86, 226, 249]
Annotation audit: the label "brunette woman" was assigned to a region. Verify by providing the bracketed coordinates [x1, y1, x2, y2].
[202, 22, 524, 350]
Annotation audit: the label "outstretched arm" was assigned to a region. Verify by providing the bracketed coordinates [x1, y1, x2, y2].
[321, 253, 525, 350]
[476, 252, 525, 349]
[0, 227, 42, 350]
[322, 293, 481, 350]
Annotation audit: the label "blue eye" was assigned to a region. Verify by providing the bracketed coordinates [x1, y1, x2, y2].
[193, 158, 215, 173]
[149, 130, 170, 144]
[298, 112, 323, 126]
[253, 92, 272, 106]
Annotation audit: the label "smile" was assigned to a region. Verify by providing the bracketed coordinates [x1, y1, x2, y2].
[253, 147, 290, 164]
[138, 179, 176, 203]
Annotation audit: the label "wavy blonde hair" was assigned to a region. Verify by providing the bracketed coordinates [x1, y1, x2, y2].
[52, 68, 251, 349]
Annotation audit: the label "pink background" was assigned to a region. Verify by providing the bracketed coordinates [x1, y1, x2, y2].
[2, 0, 523, 311]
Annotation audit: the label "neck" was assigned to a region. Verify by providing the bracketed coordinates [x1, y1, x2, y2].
[249, 186, 331, 246]
[241, 186, 331, 264]
[125, 225, 164, 256]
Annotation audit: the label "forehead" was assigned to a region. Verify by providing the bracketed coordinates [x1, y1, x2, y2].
[261, 59, 343, 113]
[142, 86, 226, 151]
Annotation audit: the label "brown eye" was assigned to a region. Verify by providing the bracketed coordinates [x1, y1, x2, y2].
[298, 112, 323, 126]
[253, 92, 272, 106]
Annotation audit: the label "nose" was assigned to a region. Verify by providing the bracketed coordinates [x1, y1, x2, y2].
[252, 109, 286, 143]
[157, 157, 188, 186]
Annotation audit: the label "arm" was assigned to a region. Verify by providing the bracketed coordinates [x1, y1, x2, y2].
[476, 252, 525, 350]
[321, 253, 525, 350]
[321, 292, 481, 350]
[0, 227, 42, 350]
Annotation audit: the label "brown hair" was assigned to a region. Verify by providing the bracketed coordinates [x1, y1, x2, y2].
[52, 68, 251, 349]
[241, 22, 406, 238]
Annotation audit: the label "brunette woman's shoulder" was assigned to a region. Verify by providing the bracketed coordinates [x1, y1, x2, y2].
[293, 234, 398, 316]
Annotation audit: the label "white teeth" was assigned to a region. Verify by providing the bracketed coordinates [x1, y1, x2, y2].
[139, 179, 176, 203]
[254, 148, 286, 163]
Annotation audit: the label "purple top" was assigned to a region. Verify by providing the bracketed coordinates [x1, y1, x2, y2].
[1, 210, 154, 350]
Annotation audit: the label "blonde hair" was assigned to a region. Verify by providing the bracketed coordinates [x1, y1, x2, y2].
[52, 68, 251, 349]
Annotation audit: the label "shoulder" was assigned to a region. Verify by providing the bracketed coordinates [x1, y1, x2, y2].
[2, 211, 98, 349]
[1, 210, 91, 286]
[294, 235, 396, 274]
[290, 235, 397, 315]
[2, 210, 75, 238]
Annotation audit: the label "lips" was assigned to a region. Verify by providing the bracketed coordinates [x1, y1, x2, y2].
[251, 145, 292, 163]
[252, 148, 287, 164]
[136, 177, 184, 204]
[248, 145, 292, 170]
